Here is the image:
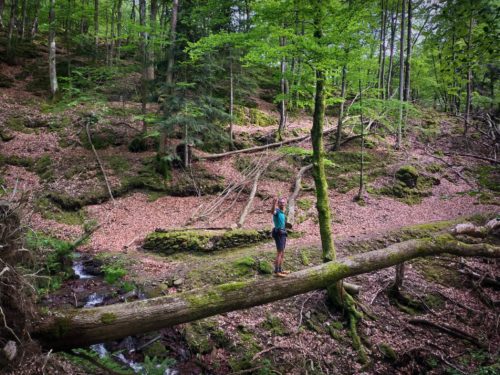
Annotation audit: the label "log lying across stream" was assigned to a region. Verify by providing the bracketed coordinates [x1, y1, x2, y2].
[33, 234, 499, 350]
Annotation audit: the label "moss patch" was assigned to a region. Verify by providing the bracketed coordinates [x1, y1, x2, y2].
[184, 319, 230, 354]
[262, 314, 288, 336]
[100, 313, 117, 325]
[35, 196, 86, 225]
[413, 258, 464, 287]
[379, 166, 439, 205]
[476, 165, 500, 192]
[143, 229, 270, 255]
[34, 155, 54, 181]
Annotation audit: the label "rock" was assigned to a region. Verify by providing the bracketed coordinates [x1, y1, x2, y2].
[173, 278, 184, 286]
[3, 341, 17, 362]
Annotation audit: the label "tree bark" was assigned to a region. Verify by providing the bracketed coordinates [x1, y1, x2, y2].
[403, 0, 412, 102]
[0, 0, 5, 29]
[356, 80, 365, 200]
[199, 127, 337, 160]
[33, 235, 500, 350]
[20, 0, 26, 39]
[166, 0, 179, 85]
[237, 169, 263, 228]
[464, 10, 473, 137]
[116, 0, 122, 60]
[377, 0, 387, 98]
[335, 63, 347, 151]
[48, 0, 58, 98]
[229, 51, 234, 146]
[386, 0, 398, 99]
[146, 0, 157, 80]
[94, 0, 99, 60]
[396, 0, 406, 149]
[139, 0, 147, 133]
[278, 35, 287, 140]
[312, 2, 335, 263]
[7, 0, 18, 53]
[287, 164, 313, 227]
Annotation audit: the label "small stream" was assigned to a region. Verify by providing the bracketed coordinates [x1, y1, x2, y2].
[73, 256, 149, 373]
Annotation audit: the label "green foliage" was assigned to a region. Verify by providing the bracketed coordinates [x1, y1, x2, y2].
[142, 355, 176, 374]
[69, 348, 133, 375]
[103, 264, 127, 284]
[25, 232, 75, 294]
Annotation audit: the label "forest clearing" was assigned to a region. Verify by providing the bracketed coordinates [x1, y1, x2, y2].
[0, 0, 499, 374]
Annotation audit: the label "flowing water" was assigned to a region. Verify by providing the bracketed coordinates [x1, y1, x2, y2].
[75, 258, 175, 373]
[72, 255, 94, 279]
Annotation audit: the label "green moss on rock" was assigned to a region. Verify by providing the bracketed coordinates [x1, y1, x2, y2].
[396, 165, 419, 188]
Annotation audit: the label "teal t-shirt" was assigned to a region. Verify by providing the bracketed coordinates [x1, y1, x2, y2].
[273, 208, 286, 230]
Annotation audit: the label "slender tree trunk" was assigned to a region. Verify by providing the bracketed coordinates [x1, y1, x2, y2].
[94, 0, 99, 60]
[116, 0, 122, 60]
[464, 10, 473, 137]
[49, 0, 58, 98]
[146, 0, 157, 80]
[378, 0, 387, 98]
[386, 0, 398, 99]
[335, 63, 347, 151]
[33, 236, 500, 350]
[312, 3, 335, 263]
[396, 0, 406, 149]
[229, 51, 234, 146]
[166, 0, 179, 85]
[278, 35, 287, 140]
[109, 0, 116, 65]
[356, 80, 365, 200]
[104, 6, 110, 65]
[20, 0, 26, 39]
[0, 0, 4, 29]
[403, 0, 412, 102]
[7, 0, 18, 54]
[30, 0, 39, 39]
[139, 0, 147, 133]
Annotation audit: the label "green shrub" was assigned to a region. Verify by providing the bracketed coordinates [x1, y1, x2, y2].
[103, 265, 127, 284]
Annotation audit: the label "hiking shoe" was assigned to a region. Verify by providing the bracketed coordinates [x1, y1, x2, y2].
[280, 270, 291, 274]
[276, 272, 288, 277]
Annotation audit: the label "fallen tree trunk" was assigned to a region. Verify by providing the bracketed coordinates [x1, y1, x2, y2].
[198, 128, 337, 160]
[33, 235, 499, 350]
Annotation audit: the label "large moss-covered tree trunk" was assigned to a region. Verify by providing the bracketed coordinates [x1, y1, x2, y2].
[33, 235, 499, 350]
[311, 1, 335, 262]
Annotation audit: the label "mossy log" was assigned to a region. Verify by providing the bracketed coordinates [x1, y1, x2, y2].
[143, 229, 270, 254]
[33, 235, 499, 350]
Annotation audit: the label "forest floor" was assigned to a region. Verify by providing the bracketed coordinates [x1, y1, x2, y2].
[1, 54, 499, 375]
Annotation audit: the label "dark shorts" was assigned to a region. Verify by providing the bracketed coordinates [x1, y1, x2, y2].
[272, 228, 287, 252]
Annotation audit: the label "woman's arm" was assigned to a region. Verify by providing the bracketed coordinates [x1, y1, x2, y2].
[270, 197, 278, 214]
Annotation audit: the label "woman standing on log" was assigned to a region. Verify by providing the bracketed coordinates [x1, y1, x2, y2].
[271, 197, 289, 277]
